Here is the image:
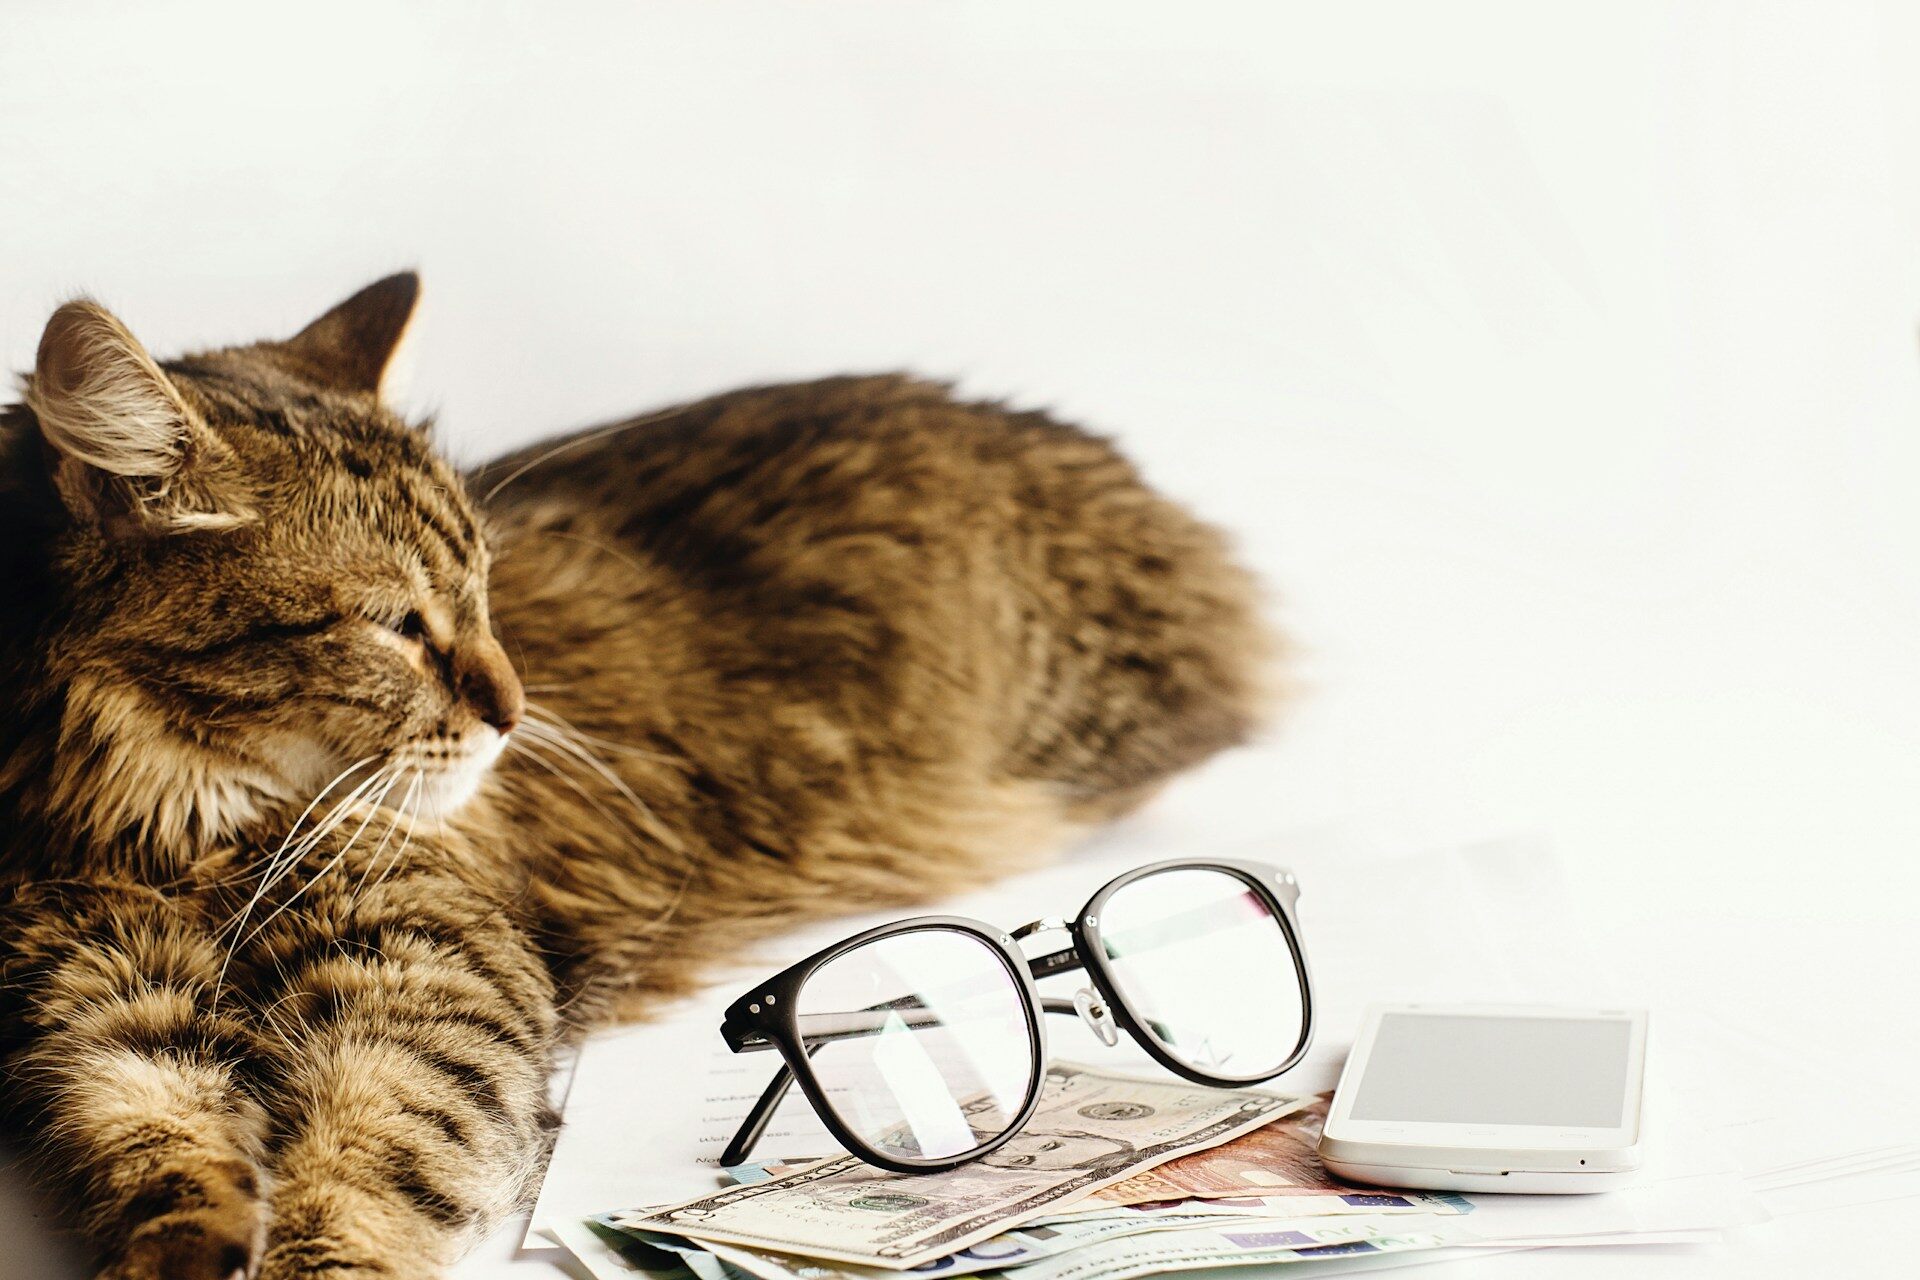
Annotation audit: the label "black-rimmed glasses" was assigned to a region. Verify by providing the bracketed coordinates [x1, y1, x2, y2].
[718, 858, 1313, 1173]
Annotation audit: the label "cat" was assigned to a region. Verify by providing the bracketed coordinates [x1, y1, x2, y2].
[0, 274, 1274, 1280]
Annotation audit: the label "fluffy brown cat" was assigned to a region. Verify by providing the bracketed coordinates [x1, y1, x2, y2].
[0, 274, 1272, 1279]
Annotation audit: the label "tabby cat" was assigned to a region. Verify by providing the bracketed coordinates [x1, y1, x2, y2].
[0, 274, 1272, 1279]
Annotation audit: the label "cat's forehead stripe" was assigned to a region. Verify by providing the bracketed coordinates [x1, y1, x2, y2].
[419, 477, 480, 546]
[395, 474, 482, 575]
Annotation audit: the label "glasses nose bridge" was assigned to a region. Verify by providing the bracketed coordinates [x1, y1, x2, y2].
[1009, 915, 1071, 942]
[1012, 916, 1090, 984]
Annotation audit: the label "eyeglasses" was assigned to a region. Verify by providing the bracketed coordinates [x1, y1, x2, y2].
[718, 858, 1313, 1173]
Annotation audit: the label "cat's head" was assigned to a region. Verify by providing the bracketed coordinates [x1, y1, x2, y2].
[11, 274, 522, 850]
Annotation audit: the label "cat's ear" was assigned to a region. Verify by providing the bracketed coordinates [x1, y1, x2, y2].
[275, 271, 420, 399]
[27, 300, 254, 535]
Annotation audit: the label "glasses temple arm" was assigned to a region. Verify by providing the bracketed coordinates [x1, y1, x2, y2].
[720, 1053, 806, 1167]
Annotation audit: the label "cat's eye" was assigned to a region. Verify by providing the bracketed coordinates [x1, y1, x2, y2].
[387, 610, 429, 643]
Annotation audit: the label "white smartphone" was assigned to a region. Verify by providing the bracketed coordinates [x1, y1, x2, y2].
[1319, 1004, 1648, 1194]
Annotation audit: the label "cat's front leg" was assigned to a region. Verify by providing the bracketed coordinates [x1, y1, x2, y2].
[0, 879, 269, 1280]
[234, 831, 557, 1278]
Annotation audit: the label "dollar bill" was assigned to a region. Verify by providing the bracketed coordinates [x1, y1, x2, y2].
[610, 1064, 1308, 1269]
[949, 1225, 1454, 1280]
[691, 1221, 1456, 1280]
[606, 1207, 1309, 1280]
[1027, 1190, 1469, 1226]
[607, 1210, 1273, 1280]
[730, 1165, 1465, 1225]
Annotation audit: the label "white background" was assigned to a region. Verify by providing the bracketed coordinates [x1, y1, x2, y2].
[2, 2, 1916, 1276]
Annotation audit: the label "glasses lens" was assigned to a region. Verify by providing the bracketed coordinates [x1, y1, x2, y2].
[1098, 867, 1306, 1079]
[795, 927, 1035, 1162]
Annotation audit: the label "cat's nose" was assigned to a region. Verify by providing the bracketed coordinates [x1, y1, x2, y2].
[457, 636, 524, 735]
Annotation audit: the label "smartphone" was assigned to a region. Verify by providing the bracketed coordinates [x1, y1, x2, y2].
[1318, 1004, 1648, 1193]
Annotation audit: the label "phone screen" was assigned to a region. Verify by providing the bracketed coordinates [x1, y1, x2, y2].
[1349, 1013, 1633, 1128]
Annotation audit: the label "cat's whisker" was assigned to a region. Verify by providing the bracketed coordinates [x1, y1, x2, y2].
[218, 760, 388, 938]
[517, 717, 685, 852]
[364, 770, 425, 898]
[211, 754, 383, 893]
[224, 762, 394, 925]
[477, 405, 680, 503]
[524, 701, 679, 766]
[348, 771, 419, 907]
[360, 775, 422, 898]
[212, 760, 395, 1000]
[519, 713, 699, 965]
[354, 770, 423, 906]
[260, 760, 391, 866]
[517, 726, 673, 851]
[521, 714, 654, 788]
[231, 768, 403, 957]
[531, 528, 656, 590]
[506, 735, 638, 839]
[252, 986, 317, 1060]
[224, 776, 394, 956]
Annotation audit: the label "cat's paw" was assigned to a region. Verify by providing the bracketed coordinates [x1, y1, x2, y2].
[256, 1257, 406, 1280]
[256, 1244, 434, 1280]
[95, 1157, 267, 1280]
[255, 1182, 444, 1280]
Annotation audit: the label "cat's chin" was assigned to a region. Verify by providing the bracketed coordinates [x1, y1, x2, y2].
[399, 729, 508, 821]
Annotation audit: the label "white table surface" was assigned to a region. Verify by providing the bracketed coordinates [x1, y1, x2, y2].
[2, 2, 1916, 1276]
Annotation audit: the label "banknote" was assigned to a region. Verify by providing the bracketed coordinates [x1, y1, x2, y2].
[1086, 1094, 1397, 1207]
[726, 1093, 1466, 1224]
[571, 1219, 734, 1280]
[692, 1221, 1457, 1280]
[618, 1226, 758, 1280]
[606, 1209, 1278, 1280]
[1027, 1189, 1470, 1225]
[730, 1164, 1466, 1225]
[551, 1219, 711, 1280]
[610, 1064, 1308, 1269]
[942, 1224, 1455, 1280]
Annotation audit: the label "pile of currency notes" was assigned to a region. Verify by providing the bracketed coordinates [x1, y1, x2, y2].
[584, 1064, 1480, 1280]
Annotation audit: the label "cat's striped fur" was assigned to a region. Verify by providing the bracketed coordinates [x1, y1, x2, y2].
[0, 276, 1273, 1278]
